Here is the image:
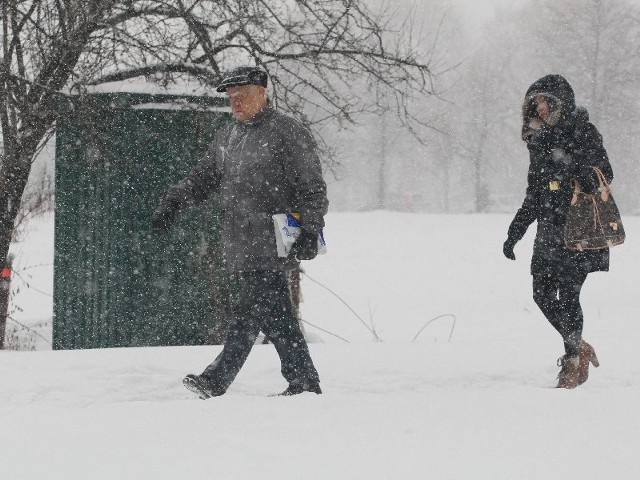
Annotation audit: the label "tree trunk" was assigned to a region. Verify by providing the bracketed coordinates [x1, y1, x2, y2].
[589, 0, 603, 125]
[376, 110, 388, 210]
[0, 103, 57, 350]
[0, 259, 12, 349]
[0, 143, 39, 349]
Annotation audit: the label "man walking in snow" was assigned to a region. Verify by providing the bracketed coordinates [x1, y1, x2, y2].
[151, 66, 328, 397]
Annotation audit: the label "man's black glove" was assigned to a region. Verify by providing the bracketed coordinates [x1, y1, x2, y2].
[150, 196, 179, 234]
[288, 229, 318, 261]
[503, 239, 516, 260]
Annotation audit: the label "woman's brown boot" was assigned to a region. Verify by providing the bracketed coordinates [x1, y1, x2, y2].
[578, 340, 600, 386]
[556, 355, 580, 389]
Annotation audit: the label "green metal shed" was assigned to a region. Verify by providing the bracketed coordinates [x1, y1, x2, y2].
[53, 92, 231, 349]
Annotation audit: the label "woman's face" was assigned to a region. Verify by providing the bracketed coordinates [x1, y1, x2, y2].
[535, 95, 550, 121]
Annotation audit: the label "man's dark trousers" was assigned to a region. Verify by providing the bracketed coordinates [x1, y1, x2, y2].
[201, 270, 320, 393]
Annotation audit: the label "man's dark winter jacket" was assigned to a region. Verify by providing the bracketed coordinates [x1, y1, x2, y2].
[507, 74, 613, 275]
[162, 106, 328, 272]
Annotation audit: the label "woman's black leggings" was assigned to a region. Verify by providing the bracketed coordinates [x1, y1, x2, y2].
[532, 270, 588, 357]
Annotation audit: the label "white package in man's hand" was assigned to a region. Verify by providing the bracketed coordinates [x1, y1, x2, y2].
[272, 213, 327, 258]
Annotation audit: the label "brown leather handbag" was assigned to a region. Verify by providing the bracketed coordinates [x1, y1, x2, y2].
[565, 167, 626, 250]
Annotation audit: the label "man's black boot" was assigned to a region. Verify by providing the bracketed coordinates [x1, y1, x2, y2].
[276, 382, 322, 396]
[183, 374, 224, 399]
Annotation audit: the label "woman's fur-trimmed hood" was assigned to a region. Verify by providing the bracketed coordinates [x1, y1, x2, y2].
[522, 74, 577, 140]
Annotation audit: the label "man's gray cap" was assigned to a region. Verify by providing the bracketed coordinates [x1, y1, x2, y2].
[216, 66, 268, 92]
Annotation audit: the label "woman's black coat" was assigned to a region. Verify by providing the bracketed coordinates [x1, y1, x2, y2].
[506, 74, 613, 275]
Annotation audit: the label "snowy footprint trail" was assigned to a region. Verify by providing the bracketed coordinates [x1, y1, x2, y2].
[2, 341, 640, 479]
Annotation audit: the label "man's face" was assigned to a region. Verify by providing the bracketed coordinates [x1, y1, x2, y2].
[226, 85, 268, 122]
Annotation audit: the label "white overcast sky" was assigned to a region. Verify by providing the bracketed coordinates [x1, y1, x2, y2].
[447, 0, 528, 31]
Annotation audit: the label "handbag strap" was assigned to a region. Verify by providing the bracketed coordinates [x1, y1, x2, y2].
[591, 166, 610, 202]
[570, 177, 581, 206]
[571, 167, 610, 205]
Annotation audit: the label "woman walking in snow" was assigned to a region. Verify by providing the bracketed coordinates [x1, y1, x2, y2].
[503, 74, 613, 389]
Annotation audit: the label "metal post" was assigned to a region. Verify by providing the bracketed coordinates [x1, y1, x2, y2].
[0, 254, 14, 349]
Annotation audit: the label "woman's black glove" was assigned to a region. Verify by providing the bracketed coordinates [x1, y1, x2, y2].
[503, 239, 516, 260]
[288, 229, 318, 261]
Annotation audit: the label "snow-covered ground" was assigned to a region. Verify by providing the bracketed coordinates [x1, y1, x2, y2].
[2, 212, 639, 479]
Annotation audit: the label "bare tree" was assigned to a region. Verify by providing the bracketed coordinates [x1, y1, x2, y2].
[0, 0, 441, 338]
[451, 38, 523, 213]
[324, 0, 466, 213]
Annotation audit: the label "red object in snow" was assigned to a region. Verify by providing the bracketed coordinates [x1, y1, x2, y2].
[1, 266, 11, 279]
